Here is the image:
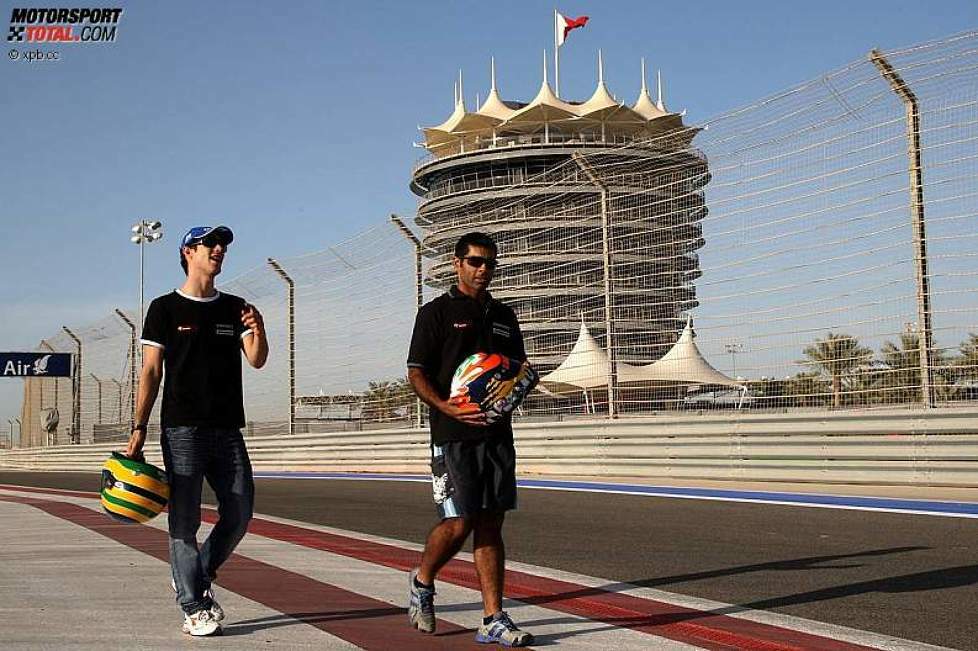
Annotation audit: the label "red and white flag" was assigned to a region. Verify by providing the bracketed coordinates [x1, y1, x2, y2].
[555, 12, 589, 48]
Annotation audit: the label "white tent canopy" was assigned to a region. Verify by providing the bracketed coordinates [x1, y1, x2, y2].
[536, 321, 613, 392]
[419, 53, 692, 156]
[538, 317, 741, 394]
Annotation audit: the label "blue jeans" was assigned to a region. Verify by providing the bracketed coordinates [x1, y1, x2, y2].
[161, 426, 254, 615]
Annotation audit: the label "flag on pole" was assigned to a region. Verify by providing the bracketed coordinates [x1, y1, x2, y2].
[555, 12, 589, 47]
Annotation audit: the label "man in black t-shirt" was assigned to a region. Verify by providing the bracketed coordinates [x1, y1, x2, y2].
[124, 225, 268, 637]
[405, 232, 534, 647]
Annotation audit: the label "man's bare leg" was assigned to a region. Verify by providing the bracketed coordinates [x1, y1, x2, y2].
[472, 511, 505, 615]
[418, 516, 472, 585]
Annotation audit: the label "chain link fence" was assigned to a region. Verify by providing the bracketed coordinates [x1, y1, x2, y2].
[16, 32, 978, 446]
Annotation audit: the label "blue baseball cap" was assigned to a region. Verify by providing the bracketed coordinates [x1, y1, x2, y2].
[180, 225, 233, 249]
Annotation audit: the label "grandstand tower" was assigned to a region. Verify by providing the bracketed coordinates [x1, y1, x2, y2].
[410, 55, 709, 373]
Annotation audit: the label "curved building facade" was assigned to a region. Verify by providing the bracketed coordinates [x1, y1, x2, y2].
[410, 59, 710, 377]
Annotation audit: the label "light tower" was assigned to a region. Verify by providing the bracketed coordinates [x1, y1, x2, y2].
[410, 55, 709, 408]
[130, 219, 163, 342]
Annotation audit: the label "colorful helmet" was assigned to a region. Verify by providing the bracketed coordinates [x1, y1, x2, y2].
[100, 452, 169, 523]
[449, 352, 539, 424]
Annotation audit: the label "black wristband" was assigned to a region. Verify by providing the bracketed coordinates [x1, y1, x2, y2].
[132, 424, 147, 432]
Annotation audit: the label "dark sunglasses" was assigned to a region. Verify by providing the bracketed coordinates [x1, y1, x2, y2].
[198, 233, 231, 249]
[461, 255, 497, 270]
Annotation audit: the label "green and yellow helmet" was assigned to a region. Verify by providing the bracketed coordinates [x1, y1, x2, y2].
[100, 452, 169, 523]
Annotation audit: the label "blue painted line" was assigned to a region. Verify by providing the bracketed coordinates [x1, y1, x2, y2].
[251, 471, 978, 517]
[254, 471, 427, 482]
[517, 478, 978, 516]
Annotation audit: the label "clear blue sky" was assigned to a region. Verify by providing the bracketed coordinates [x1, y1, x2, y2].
[2, 0, 976, 427]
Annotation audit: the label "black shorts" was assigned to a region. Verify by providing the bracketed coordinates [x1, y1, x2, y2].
[430, 437, 517, 519]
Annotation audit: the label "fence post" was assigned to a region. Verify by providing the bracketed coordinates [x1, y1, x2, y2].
[572, 152, 618, 419]
[109, 378, 122, 424]
[39, 339, 57, 447]
[114, 309, 137, 426]
[90, 373, 102, 424]
[390, 213, 425, 429]
[61, 326, 82, 444]
[267, 258, 296, 436]
[870, 49, 935, 408]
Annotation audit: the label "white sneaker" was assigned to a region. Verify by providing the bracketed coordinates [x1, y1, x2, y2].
[204, 587, 225, 622]
[182, 609, 221, 636]
[171, 578, 225, 622]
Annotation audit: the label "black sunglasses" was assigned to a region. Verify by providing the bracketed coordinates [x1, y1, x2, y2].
[198, 232, 231, 248]
[461, 255, 497, 270]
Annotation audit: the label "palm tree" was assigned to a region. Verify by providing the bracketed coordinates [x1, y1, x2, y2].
[361, 378, 415, 423]
[880, 331, 921, 404]
[801, 333, 872, 408]
[958, 333, 978, 382]
[880, 330, 955, 404]
[841, 360, 888, 406]
[786, 371, 831, 408]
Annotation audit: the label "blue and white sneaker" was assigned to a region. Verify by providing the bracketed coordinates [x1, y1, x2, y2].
[408, 568, 436, 633]
[476, 611, 534, 647]
[182, 609, 221, 636]
[171, 578, 225, 622]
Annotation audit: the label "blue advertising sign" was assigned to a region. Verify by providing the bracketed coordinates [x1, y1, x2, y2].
[0, 352, 72, 377]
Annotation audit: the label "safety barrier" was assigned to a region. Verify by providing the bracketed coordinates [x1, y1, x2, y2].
[3, 409, 978, 487]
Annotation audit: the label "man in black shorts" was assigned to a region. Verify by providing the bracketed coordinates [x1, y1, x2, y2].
[124, 225, 268, 637]
[406, 231, 533, 647]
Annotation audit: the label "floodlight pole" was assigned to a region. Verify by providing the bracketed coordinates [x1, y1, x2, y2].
[62, 326, 81, 444]
[870, 49, 935, 408]
[131, 220, 163, 367]
[139, 232, 144, 333]
[115, 309, 137, 426]
[390, 213, 425, 429]
[724, 342, 745, 379]
[267, 258, 295, 435]
[573, 152, 618, 418]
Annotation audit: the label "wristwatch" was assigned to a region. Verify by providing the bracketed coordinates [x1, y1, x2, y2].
[131, 423, 147, 433]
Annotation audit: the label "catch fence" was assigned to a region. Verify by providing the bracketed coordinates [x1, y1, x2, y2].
[14, 32, 978, 446]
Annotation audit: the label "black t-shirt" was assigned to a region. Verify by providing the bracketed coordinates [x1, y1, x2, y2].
[141, 290, 252, 428]
[407, 286, 526, 444]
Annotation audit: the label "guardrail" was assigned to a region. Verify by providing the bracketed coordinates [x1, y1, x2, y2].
[3, 409, 978, 486]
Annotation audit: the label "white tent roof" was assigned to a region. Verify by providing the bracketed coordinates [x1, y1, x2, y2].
[537, 321, 613, 392]
[632, 59, 670, 120]
[636, 317, 741, 387]
[539, 318, 740, 394]
[479, 60, 517, 120]
[506, 52, 578, 126]
[577, 51, 619, 114]
[419, 55, 693, 155]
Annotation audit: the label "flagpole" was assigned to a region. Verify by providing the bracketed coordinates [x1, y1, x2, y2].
[554, 8, 560, 97]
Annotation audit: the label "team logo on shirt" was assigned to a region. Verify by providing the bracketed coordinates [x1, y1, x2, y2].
[176, 325, 195, 333]
[453, 321, 472, 329]
[215, 324, 234, 336]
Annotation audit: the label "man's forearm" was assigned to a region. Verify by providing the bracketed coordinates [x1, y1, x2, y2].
[408, 368, 445, 412]
[134, 370, 161, 426]
[244, 330, 269, 368]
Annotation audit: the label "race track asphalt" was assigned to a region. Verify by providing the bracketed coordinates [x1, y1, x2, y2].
[3, 470, 976, 649]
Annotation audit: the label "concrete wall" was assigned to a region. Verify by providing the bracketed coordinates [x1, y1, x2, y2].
[3, 408, 978, 486]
